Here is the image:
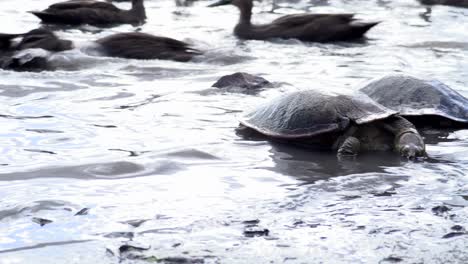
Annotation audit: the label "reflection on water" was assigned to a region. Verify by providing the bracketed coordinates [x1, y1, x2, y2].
[0, 0, 467, 263]
[267, 142, 404, 180]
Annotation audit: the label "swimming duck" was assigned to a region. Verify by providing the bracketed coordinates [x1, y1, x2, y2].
[29, 0, 146, 26]
[95, 32, 201, 62]
[15, 29, 73, 52]
[418, 0, 468, 8]
[0, 28, 73, 53]
[0, 29, 72, 71]
[209, 0, 379, 42]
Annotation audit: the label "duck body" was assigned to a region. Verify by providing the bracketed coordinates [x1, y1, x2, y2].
[95, 32, 201, 62]
[237, 13, 378, 42]
[30, 0, 146, 26]
[209, 0, 378, 42]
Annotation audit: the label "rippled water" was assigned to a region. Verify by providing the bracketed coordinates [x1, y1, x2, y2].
[1, 0, 467, 263]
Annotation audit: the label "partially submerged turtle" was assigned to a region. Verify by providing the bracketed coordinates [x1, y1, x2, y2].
[360, 75, 468, 129]
[238, 90, 426, 158]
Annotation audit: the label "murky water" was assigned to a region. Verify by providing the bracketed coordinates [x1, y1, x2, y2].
[1, 0, 467, 263]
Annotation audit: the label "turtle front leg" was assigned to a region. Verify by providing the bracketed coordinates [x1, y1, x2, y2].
[337, 136, 361, 157]
[383, 116, 426, 159]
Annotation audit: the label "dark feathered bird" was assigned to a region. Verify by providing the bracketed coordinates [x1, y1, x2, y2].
[0, 29, 73, 71]
[418, 0, 468, 7]
[209, 0, 379, 42]
[0, 28, 73, 53]
[29, 0, 146, 26]
[15, 29, 73, 51]
[95, 32, 202, 62]
[0, 33, 22, 50]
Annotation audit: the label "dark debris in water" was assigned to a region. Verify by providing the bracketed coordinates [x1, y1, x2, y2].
[128, 256, 208, 263]
[122, 219, 150, 228]
[92, 124, 117, 128]
[0, 114, 54, 120]
[451, 225, 465, 231]
[243, 226, 269, 237]
[104, 232, 134, 239]
[371, 190, 397, 197]
[32, 217, 53, 226]
[431, 205, 451, 216]
[24, 149, 56, 155]
[442, 232, 466, 239]
[116, 94, 164, 111]
[26, 129, 63, 134]
[118, 243, 150, 254]
[241, 219, 260, 225]
[341, 195, 361, 200]
[109, 148, 149, 157]
[241, 219, 269, 237]
[155, 257, 205, 263]
[380, 256, 403, 263]
[74, 208, 90, 216]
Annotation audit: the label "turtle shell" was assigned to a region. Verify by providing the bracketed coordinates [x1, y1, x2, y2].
[360, 75, 468, 124]
[240, 90, 396, 139]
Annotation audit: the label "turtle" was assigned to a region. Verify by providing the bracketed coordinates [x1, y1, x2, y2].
[360, 74, 468, 129]
[238, 90, 426, 158]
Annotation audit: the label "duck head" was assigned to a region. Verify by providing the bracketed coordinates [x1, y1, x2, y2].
[209, 0, 254, 23]
[17, 29, 73, 52]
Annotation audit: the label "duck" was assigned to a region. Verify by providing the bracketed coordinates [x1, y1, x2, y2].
[208, 0, 379, 42]
[418, 0, 468, 8]
[29, 0, 146, 26]
[0, 33, 22, 50]
[94, 32, 201, 62]
[15, 28, 73, 52]
[0, 29, 73, 54]
[0, 29, 72, 71]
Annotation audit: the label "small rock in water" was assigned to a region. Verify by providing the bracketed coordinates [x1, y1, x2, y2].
[212, 72, 270, 89]
[32, 217, 53, 226]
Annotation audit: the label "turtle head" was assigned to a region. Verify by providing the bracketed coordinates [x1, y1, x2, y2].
[397, 131, 426, 159]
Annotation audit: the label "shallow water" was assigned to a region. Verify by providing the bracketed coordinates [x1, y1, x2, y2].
[0, 0, 467, 263]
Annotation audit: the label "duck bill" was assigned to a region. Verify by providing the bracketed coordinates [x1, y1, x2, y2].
[208, 0, 232, 7]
